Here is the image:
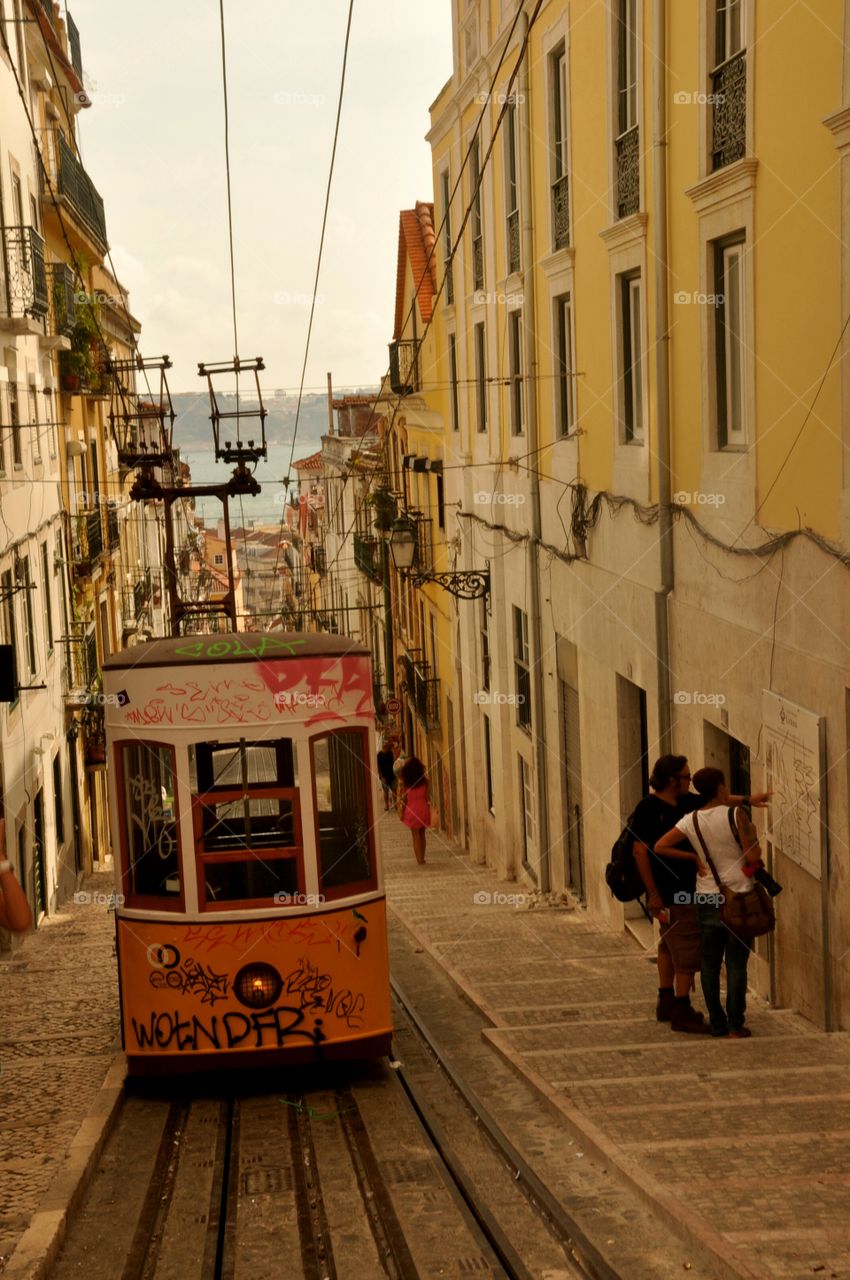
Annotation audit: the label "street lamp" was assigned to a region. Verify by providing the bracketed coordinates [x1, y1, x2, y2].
[388, 516, 489, 602]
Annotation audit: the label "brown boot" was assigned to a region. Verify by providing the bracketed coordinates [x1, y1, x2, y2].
[670, 999, 710, 1034]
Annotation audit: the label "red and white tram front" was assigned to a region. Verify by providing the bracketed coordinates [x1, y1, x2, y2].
[102, 632, 391, 1076]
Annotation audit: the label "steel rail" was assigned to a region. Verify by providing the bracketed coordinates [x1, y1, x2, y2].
[390, 978, 623, 1280]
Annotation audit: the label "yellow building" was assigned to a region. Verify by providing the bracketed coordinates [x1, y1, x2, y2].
[425, 0, 850, 1028]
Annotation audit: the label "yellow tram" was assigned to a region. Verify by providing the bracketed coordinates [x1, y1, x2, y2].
[102, 632, 392, 1075]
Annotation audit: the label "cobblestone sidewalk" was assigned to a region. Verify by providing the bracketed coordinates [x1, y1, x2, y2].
[381, 811, 850, 1280]
[0, 870, 121, 1274]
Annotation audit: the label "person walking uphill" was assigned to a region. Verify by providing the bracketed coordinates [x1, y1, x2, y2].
[655, 767, 767, 1039]
[399, 756, 430, 865]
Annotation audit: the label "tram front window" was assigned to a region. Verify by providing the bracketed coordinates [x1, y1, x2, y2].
[311, 730, 374, 895]
[189, 739, 303, 907]
[119, 743, 181, 903]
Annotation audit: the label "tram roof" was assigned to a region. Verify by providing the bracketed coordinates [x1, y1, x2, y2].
[102, 631, 370, 671]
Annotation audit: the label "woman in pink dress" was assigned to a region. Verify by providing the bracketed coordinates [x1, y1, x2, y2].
[399, 757, 430, 865]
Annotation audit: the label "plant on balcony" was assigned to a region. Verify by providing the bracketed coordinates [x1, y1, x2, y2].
[59, 298, 108, 394]
[366, 485, 397, 532]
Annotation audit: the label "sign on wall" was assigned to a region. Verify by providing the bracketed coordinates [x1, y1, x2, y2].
[762, 691, 825, 881]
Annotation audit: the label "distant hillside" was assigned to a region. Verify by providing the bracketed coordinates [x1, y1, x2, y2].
[170, 390, 378, 451]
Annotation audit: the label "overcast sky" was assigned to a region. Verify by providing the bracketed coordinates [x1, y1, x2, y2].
[69, 1, 453, 396]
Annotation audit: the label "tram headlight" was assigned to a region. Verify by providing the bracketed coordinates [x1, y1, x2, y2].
[233, 962, 283, 1010]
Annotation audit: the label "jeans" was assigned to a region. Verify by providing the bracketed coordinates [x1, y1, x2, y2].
[697, 903, 751, 1034]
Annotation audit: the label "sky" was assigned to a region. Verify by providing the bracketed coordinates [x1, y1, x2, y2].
[69, 1, 454, 397]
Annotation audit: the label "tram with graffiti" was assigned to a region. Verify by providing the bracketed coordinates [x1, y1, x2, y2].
[102, 632, 391, 1075]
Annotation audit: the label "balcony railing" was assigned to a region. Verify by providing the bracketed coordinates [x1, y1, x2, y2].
[399, 651, 440, 732]
[354, 533, 386, 586]
[107, 503, 120, 551]
[616, 125, 640, 220]
[45, 261, 76, 337]
[389, 339, 421, 396]
[72, 508, 104, 573]
[40, 130, 108, 250]
[1, 225, 48, 321]
[507, 209, 520, 274]
[122, 568, 152, 630]
[552, 174, 570, 250]
[711, 52, 747, 170]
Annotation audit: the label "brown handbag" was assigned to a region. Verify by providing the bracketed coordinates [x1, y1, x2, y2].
[692, 810, 776, 941]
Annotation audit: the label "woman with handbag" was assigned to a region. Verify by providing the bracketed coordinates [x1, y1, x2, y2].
[399, 756, 430, 865]
[654, 767, 773, 1039]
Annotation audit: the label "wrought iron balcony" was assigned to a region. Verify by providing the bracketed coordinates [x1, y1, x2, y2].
[711, 52, 747, 170]
[122, 568, 152, 630]
[1, 225, 48, 323]
[507, 209, 520, 274]
[40, 130, 107, 251]
[46, 261, 76, 337]
[398, 651, 440, 731]
[354, 533, 386, 586]
[72, 508, 105, 573]
[616, 125, 640, 220]
[472, 233, 484, 291]
[310, 544, 326, 575]
[552, 174, 570, 250]
[107, 503, 120, 551]
[389, 339, 421, 396]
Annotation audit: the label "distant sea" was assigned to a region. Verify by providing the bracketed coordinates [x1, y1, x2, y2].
[178, 439, 322, 527]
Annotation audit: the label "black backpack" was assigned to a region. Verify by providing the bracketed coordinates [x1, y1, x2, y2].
[605, 810, 646, 902]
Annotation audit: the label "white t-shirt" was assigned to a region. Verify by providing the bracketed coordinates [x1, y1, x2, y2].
[675, 806, 753, 897]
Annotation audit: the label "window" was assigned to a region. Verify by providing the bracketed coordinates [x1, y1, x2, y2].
[551, 44, 570, 249]
[505, 99, 520, 274]
[52, 754, 65, 845]
[45, 387, 56, 457]
[449, 333, 460, 432]
[475, 322, 487, 432]
[480, 597, 490, 691]
[441, 168, 454, 305]
[9, 382, 21, 467]
[29, 384, 40, 462]
[40, 541, 53, 651]
[716, 0, 743, 62]
[213, 553, 224, 566]
[311, 729, 375, 897]
[715, 239, 746, 447]
[436, 473, 445, 531]
[615, 0, 640, 218]
[509, 310, 524, 435]
[119, 742, 182, 905]
[483, 715, 494, 813]
[555, 293, 574, 436]
[621, 273, 644, 443]
[190, 738, 302, 908]
[471, 136, 484, 291]
[513, 605, 531, 729]
[21, 555, 36, 675]
[1, 568, 18, 704]
[519, 755, 535, 862]
[617, 0, 638, 134]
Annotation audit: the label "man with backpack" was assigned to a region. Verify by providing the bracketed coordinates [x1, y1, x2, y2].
[626, 756, 767, 1034]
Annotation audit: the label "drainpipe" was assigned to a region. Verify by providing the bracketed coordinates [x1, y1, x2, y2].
[520, 10, 551, 892]
[653, 0, 673, 752]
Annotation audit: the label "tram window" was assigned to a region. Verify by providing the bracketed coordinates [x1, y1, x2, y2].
[119, 743, 181, 902]
[189, 738, 304, 908]
[311, 730, 374, 894]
